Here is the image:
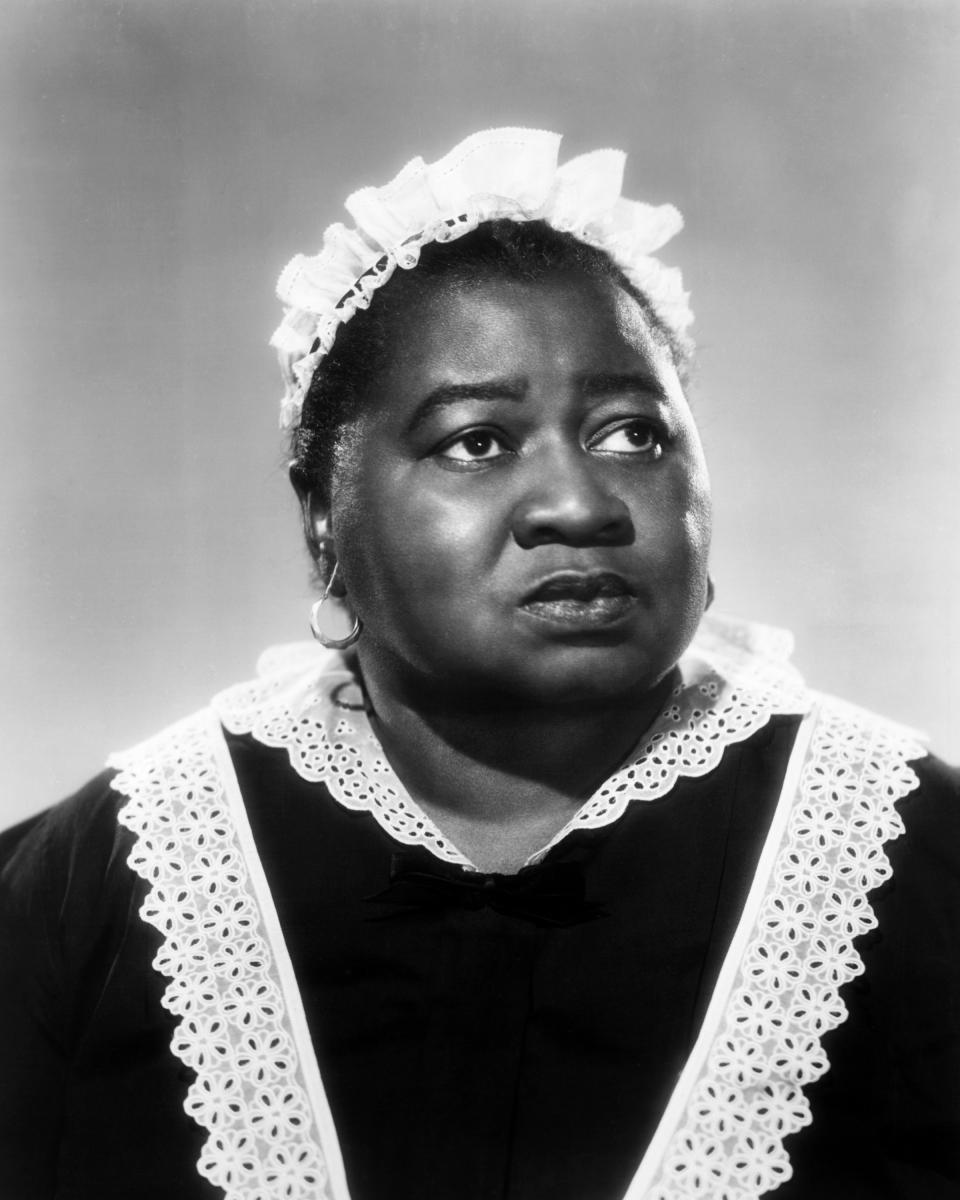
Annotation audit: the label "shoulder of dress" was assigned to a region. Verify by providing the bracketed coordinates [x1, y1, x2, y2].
[877, 737, 960, 860]
[805, 689, 929, 761]
[2, 763, 117, 836]
[104, 644, 343, 767]
[107, 705, 216, 761]
[911, 747, 960, 790]
[1, 768, 127, 876]
[0, 767, 140, 955]
[692, 617, 935, 763]
[684, 613, 808, 712]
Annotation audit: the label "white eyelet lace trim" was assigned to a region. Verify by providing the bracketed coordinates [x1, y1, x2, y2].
[211, 614, 812, 870]
[109, 710, 351, 1200]
[624, 696, 924, 1199]
[108, 623, 926, 1199]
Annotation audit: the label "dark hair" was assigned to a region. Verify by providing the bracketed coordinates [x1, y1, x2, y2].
[289, 219, 692, 502]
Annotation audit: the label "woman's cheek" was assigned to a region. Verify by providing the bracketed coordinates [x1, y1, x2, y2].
[343, 486, 467, 618]
[666, 455, 712, 564]
[686, 491, 713, 561]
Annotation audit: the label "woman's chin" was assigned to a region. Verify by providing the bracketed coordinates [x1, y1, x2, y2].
[524, 654, 675, 708]
[502, 608, 693, 703]
[459, 640, 681, 710]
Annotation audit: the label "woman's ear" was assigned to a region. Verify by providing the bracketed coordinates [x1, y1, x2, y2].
[289, 461, 331, 572]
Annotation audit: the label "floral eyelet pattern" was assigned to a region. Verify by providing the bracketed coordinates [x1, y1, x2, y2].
[634, 696, 923, 1200]
[110, 713, 337, 1200]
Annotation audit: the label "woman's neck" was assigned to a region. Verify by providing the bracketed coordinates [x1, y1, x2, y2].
[355, 656, 676, 872]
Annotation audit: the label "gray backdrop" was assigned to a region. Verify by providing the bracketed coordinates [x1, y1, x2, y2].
[3, 0, 958, 826]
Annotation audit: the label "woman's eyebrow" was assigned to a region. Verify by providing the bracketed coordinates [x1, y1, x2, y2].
[407, 379, 528, 432]
[579, 371, 667, 399]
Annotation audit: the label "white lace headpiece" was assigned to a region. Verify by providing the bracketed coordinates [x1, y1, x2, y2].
[271, 126, 694, 430]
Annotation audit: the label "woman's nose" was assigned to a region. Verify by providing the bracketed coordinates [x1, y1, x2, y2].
[511, 449, 634, 549]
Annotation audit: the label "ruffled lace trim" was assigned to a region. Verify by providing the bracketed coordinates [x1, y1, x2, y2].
[270, 126, 694, 428]
[212, 614, 811, 869]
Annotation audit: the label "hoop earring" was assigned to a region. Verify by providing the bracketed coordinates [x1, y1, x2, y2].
[310, 562, 362, 649]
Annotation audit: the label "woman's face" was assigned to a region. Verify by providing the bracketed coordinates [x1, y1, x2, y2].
[325, 268, 712, 709]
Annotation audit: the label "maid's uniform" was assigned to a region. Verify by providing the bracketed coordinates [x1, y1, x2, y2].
[1, 616, 958, 1199]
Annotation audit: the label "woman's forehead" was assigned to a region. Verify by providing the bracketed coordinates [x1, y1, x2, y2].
[383, 271, 676, 393]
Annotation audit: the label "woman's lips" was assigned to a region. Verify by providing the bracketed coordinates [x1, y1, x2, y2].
[519, 572, 637, 627]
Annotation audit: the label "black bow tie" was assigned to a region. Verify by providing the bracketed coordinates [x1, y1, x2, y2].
[366, 853, 604, 927]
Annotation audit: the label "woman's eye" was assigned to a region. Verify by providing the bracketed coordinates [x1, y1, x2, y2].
[436, 430, 508, 464]
[589, 420, 663, 458]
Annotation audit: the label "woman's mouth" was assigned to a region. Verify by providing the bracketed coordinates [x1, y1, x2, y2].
[519, 572, 637, 628]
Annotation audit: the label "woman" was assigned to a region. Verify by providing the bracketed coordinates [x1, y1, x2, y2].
[1, 127, 958, 1200]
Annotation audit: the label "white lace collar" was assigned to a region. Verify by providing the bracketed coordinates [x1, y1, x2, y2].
[212, 613, 811, 870]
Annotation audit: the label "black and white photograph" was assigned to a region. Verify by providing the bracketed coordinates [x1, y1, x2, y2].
[1, 2, 958, 1197]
